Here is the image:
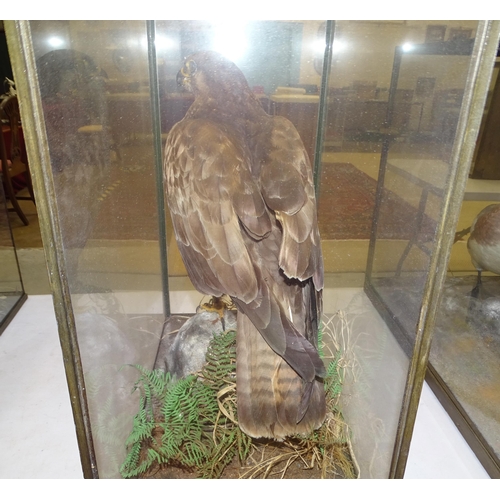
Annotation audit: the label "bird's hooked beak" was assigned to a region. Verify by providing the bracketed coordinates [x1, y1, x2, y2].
[177, 59, 197, 91]
[176, 69, 186, 89]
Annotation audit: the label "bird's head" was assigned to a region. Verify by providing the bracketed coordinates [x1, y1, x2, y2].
[176, 51, 250, 100]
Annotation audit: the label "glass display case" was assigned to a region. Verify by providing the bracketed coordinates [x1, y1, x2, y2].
[4, 20, 499, 479]
[0, 179, 26, 335]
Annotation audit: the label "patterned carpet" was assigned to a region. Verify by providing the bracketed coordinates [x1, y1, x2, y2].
[91, 162, 436, 241]
[91, 168, 160, 241]
[318, 163, 436, 240]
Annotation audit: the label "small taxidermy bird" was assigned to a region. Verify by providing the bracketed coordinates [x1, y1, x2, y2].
[467, 204, 500, 298]
[163, 51, 326, 439]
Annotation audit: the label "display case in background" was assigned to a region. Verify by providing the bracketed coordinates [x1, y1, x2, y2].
[4, 20, 499, 478]
[0, 178, 26, 335]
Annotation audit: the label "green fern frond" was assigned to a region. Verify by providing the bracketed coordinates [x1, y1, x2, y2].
[201, 330, 236, 388]
[324, 350, 343, 406]
[120, 441, 142, 478]
[124, 420, 156, 447]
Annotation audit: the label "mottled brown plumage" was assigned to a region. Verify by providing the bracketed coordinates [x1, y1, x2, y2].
[163, 51, 326, 439]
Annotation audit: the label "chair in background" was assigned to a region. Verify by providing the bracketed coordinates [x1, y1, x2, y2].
[0, 94, 36, 226]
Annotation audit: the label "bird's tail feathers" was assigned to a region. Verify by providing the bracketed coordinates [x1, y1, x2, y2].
[279, 307, 326, 381]
[236, 313, 326, 439]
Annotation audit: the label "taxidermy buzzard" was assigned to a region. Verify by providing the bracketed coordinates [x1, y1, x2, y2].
[163, 51, 326, 439]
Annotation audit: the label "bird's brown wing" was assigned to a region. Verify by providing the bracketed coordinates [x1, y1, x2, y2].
[260, 115, 324, 293]
[258, 114, 324, 349]
[164, 118, 272, 303]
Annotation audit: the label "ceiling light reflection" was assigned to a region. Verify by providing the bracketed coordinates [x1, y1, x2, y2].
[313, 39, 346, 56]
[47, 36, 65, 48]
[312, 39, 325, 55]
[211, 21, 248, 63]
[156, 35, 176, 51]
[332, 40, 346, 54]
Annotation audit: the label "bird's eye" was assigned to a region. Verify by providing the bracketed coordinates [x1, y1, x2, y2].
[181, 59, 197, 77]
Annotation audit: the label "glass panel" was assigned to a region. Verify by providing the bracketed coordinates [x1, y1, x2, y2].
[29, 21, 163, 478]
[430, 58, 500, 472]
[367, 32, 478, 355]
[320, 20, 478, 477]
[28, 19, 327, 479]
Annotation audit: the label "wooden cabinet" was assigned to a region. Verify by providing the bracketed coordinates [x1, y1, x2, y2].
[472, 62, 500, 179]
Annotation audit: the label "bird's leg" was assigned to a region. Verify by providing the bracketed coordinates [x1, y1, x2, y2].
[467, 270, 483, 322]
[471, 270, 482, 300]
[199, 295, 235, 331]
